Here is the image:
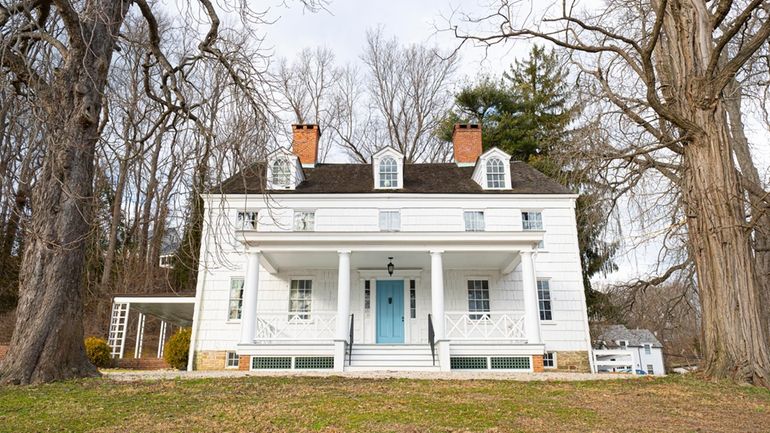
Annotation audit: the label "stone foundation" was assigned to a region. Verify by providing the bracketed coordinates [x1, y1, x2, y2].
[554, 351, 591, 372]
[194, 350, 228, 371]
[532, 355, 544, 372]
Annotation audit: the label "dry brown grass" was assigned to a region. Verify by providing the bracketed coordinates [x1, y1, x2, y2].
[0, 374, 768, 432]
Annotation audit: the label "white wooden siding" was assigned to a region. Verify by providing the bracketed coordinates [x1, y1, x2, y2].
[191, 193, 590, 355]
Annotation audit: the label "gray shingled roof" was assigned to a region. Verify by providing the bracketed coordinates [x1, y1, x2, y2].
[212, 161, 573, 195]
[597, 325, 662, 348]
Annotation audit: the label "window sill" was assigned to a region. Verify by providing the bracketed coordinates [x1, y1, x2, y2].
[226, 320, 242, 325]
[540, 321, 557, 325]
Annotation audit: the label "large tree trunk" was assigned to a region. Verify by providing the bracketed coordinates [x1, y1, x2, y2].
[0, 3, 130, 385]
[682, 107, 770, 386]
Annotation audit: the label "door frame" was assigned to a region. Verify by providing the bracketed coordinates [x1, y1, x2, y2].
[357, 269, 422, 344]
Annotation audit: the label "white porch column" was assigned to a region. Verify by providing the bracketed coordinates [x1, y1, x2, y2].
[334, 250, 352, 371]
[521, 250, 543, 345]
[133, 313, 145, 359]
[157, 320, 167, 358]
[239, 250, 261, 345]
[430, 250, 450, 371]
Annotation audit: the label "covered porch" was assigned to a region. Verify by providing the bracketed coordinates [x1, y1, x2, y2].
[107, 295, 195, 366]
[235, 230, 546, 372]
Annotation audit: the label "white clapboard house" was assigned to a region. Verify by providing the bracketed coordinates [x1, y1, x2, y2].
[107, 123, 594, 373]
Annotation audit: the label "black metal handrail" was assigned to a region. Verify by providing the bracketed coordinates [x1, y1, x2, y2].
[427, 313, 436, 366]
[347, 313, 354, 366]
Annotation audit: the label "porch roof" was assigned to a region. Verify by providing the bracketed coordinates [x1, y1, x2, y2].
[112, 296, 195, 327]
[236, 231, 542, 275]
[236, 230, 543, 252]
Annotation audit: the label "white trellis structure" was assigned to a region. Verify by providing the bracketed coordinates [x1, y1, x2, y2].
[107, 296, 195, 360]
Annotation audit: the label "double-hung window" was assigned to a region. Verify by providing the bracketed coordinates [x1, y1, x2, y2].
[486, 158, 505, 188]
[467, 280, 490, 320]
[271, 158, 291, 187]
[647, 364, 654, 374]
[522, 211, 543, 231]
[537, 279, 552, 321]
[294, 210, 315, 231]
[643, 344, 652, 355]
[379, 157, 399, 188]
[464, 211, 485, 232]
[237, 211, 258, 230]
[289, 279, 312, 321]
[543, 352, 556, 368]
[225, 351, 239, 368]
[228, 277, 245, 320]
[379, 210, 401, 232]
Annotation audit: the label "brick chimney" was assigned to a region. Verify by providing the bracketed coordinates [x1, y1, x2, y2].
[452, 123, 482, 166]
[292, 124, 320, 167]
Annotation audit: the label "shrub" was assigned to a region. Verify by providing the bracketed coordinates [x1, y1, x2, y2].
[84, 337, 112, 368]
[164, 328, 191, 370]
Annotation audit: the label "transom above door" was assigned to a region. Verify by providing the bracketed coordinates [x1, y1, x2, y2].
[376, 280, 404, 344]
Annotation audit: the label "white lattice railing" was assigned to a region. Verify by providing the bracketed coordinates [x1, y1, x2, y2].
[444, 311, 526, 341]
[253, 311, 337, 341]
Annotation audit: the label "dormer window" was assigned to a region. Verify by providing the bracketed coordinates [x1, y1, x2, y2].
[372, 147, 404, 190]
[266, 148, 304, 190]
[379, 157, 399, 188]
[271, 159, 291, 187]
[472, 147, 512, 190]
[486, 158, 505, 188]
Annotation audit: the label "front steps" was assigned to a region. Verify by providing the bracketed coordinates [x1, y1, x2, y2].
[346, 344, 440, 371]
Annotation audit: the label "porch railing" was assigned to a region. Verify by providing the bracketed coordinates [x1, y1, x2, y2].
[444, 311, 526, 341]
[253, 311, 337, 342]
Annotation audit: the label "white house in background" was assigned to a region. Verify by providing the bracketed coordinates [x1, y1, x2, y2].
[108, 123, 594, 373]
[593, 325, 665, 376]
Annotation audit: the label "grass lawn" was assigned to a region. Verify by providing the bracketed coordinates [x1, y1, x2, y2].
[0, 374, 769, 432]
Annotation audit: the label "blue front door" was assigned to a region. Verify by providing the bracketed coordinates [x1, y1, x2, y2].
[376, 280, 405, 344]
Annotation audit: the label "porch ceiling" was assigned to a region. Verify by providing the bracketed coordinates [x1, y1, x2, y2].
[261, 250, 520, 273]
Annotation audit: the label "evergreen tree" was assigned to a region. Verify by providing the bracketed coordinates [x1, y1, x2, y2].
[439, 45, 617, 320]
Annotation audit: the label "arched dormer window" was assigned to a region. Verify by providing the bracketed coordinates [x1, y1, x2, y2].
[379, 157, 399, 188]
[272, 158, 291, 187]
[486, 158, 505, 188]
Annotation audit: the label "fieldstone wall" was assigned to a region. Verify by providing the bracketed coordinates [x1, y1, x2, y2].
[194, 350, 228, 371]
[554, 351, 591, 372]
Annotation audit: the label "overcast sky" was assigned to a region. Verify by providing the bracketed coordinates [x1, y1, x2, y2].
[261, 0, 532, 80]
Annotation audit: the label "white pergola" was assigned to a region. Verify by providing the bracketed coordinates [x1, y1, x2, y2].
[107, 296, 195, 359]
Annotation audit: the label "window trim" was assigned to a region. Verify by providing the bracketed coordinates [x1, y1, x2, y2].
[467, 278, 491, 321]
[646, 364, 654, 374]
[227, 277, 245, 322]
[543, 352, 557, 369]
[293, 209, 316, 232]
[225, 351, 240, 369]
[271, 158, 292, 188]
[485, 157, 506, 189]
[288, 278, 313, 322]
[378, 156, 400, 189]
[537, 278, 553, 322]
[521, 210, 544, 231]
[236, 211, 258, 231]
[643, 343, 652, 355]
[379, 210, 401, 232]
[463, 210, 486, 232]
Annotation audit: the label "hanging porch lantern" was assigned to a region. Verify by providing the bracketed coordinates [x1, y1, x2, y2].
[387, 257, 395, 276]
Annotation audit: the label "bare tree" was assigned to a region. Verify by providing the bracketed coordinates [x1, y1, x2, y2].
[0, 0, 322, 385]
[361, 28, 458, 162]
[452, 0, 770, 386]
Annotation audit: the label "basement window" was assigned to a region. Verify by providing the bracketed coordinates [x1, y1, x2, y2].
[226, 351, 239, 368]
[543, 352, 556, 368]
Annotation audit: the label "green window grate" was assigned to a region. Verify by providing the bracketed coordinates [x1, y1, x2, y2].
[294, 356, 334, 369]
[251, 356, 292, 369]
[490, 356, 531, 370]
[450, 357, 488, 370]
